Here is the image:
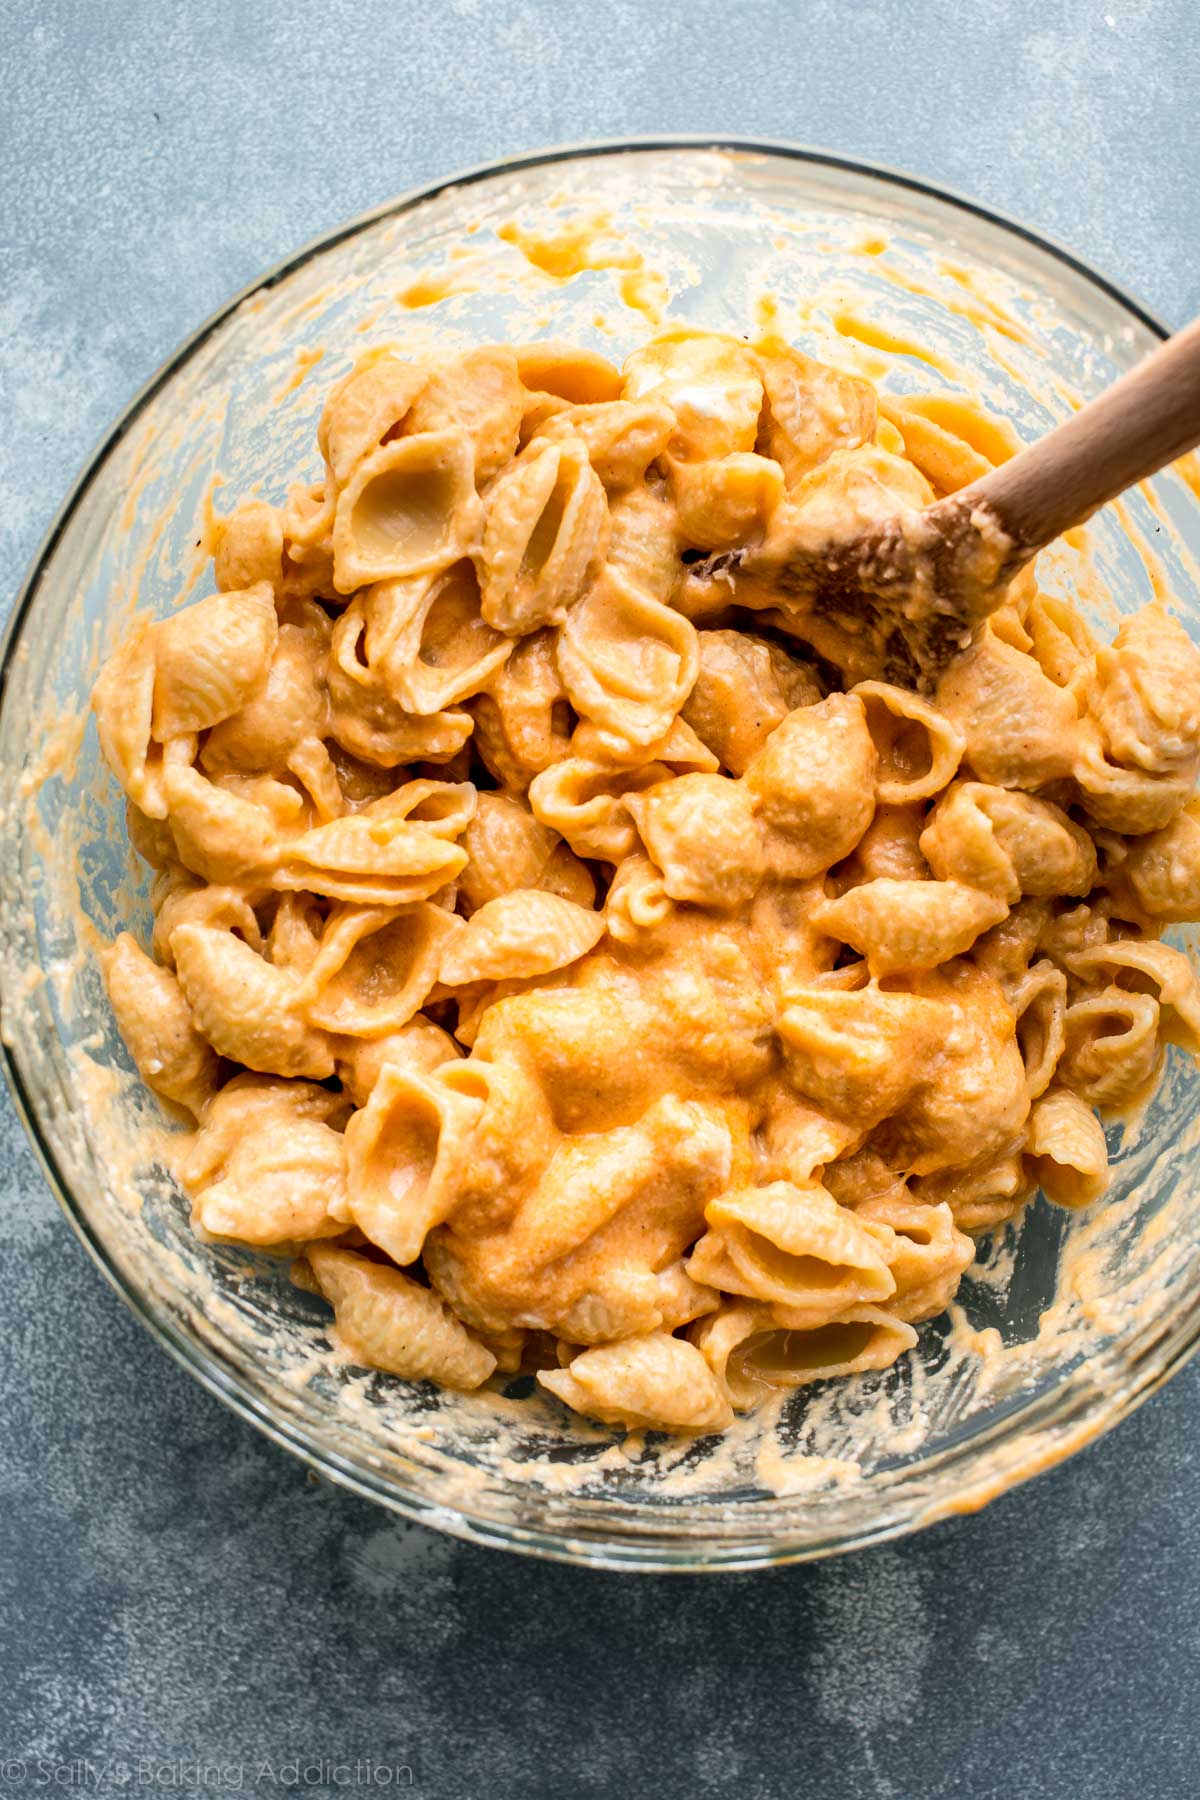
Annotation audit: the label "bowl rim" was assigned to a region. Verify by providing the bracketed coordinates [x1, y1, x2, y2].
[0, 135, 1187, 1573]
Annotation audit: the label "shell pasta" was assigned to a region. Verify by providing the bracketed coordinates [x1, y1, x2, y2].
[94, 326, 1200, 1435]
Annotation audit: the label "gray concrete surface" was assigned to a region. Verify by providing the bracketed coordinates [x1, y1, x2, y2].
[2, 2, 1198, 1795]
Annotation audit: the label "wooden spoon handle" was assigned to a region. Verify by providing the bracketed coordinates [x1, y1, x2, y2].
[955, 314, 1200, 560]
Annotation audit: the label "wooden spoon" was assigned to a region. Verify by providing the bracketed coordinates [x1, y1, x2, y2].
[699, 315, 1200, 689]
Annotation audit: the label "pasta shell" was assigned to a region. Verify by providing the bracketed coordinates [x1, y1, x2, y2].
[202, 620, 329, 774]
[1025, 1089, 1108, 1209]
[925, 783, 1096, 904]
[179, 1074, 350, 1244]
[1073, 724, 1196, 834]
[626, 773, 765, 909]
[936, 634, 1079, 789]
[332, 1017, 461, 1108]
[1010, 959, 1068, 1100]
[172, 922, 334, 1078]
[538, 1332, 733, 1433]
[1121, 802, 1200, 921]
[318, 351, 430, 484]
[212, 500, 285, 592]
[603, 853, 672, 944]
[152, 584, 278, 739]
[102, 931, 219, 1117]
[306, 1244, 496, 1389]
[277, 483, 337, 602]
[556, 564, 699, 749]
[516, 340, 623, 405]
[539, 841, 596, 908]
[743, 693, 877, 879]
[851, 1191, 973, 1324]
[918, 781, 1017, 899]
[875, 966, 1029, 1177]
[182, 1073, 347, 1172]
[606, 482, 682, 606]
[479, 437, 608, 633]
[328, 604, 474, 768]
[1076, 605, 1200, 777]
[648, 1260, 722, 1332]
[991, 792, 1098, 896]
[426, 1094, 731, 1339]
[681, 629, 820, 776]
[813, 878, 1009, 976]
[429, 1056, 560, 1225]
[126, 800, 178, 868]
[518, 392, 574, 444]
[1059, 988, 1161, 1112]
[274, 781, 472, 905]
[285, 738, 343, 822]
[754, 335, 877, 485]
[192, 1120, 348, 1247]
[529, 754, 668, 862]
[912, 1151, 1034, 1234]
[874, 416, 906, 456]
[266, 890, 325, 977]
[731, 1103, 837, 1189]
[343, 1062, 485, 1265]
[162, 764, 283, 886]
[777, 981, 952, 1130]
[667, 452, 785, 552]
[970, 894, 1051, 988]
[364, 562, 512, 716]
[469, 628, 572, 790]
[150, 876, 263, 969]
[1067, 937, 1200, 1054]
[299, 901, 461, 1036]
[91, 618, 160, 814]
[686, 1181, 896, 1320]
[842, 803, 929, 883]
[505, 1096, 730, 1276]
[332, 428, 482, 593]
[438, 890, 605, 987]
[1027, 589, 1099, 687]
[623, 329, 763, 461]
[876, 395, 1005, 496]
[282, 479, 335, 547]
[852, 679, 965, 805]
[533, 399, 675, 491]
[572, 714, 719, 775]
[692, 1301, 915, 1412]
[404, 346, 524, 481]
[457, 792, 560, 913]
[825, 1154, 908, 1222]
[370, 776, 477, 837]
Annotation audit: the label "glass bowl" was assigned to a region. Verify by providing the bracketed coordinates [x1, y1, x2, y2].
[4, 140, 1200, 1573]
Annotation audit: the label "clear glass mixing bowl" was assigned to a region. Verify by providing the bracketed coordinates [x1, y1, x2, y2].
[3, 141, 1199, 1572]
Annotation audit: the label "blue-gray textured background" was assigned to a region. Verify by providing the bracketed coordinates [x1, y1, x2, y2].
[2, 3, 1197, 1796]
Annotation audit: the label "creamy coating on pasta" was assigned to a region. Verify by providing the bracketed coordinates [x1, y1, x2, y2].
[92, 327, 1200, 1436]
